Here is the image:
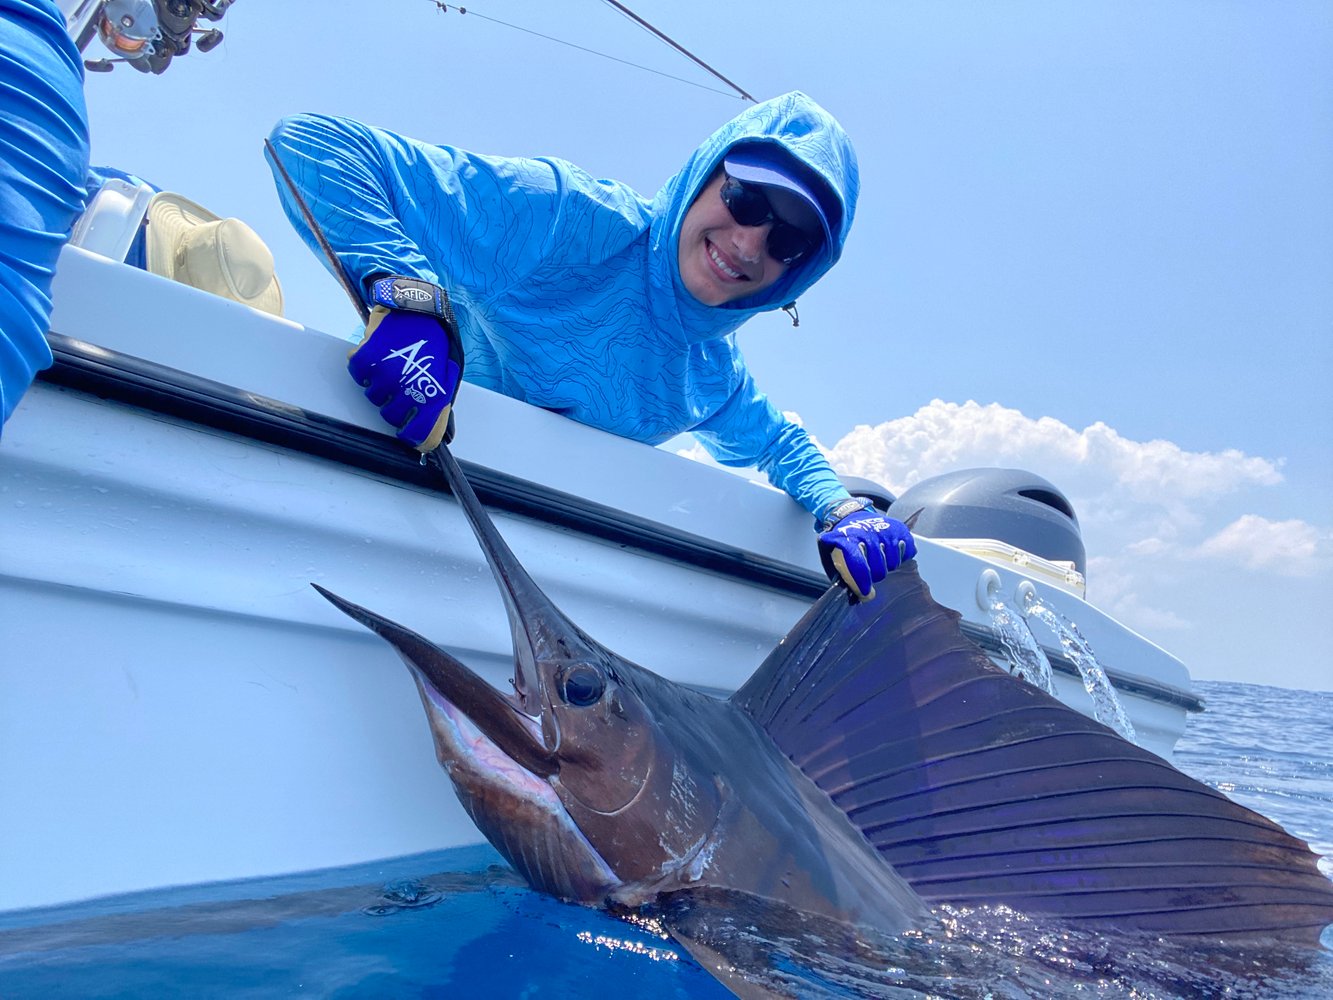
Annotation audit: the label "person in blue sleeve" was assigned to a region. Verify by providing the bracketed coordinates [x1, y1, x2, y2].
[264, 92, 914, 599]
[0, 0, 91, 433]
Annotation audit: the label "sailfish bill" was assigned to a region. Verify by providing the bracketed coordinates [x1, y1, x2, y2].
[315, 445, 1333, 987]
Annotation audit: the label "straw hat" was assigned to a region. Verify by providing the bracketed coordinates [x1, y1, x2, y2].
[145, 192, 284, 317]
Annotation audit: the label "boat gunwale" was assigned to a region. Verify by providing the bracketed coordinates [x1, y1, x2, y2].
[35, 332, 1205, 715]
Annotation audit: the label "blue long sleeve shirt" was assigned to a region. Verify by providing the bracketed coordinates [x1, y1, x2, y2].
[0, 0, 90, 428]
[266, 92, 858, 520]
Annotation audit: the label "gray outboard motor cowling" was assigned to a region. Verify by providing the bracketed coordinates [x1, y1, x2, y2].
[887, 468, 1085, 575]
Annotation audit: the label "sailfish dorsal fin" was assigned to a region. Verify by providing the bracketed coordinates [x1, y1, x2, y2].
[732, 564, 1333, 942]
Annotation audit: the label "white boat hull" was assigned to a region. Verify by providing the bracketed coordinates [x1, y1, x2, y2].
[0, 249, 1199, 912]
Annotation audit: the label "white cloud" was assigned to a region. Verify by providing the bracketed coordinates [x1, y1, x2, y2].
[1108, 596, 1193, 634]
[1125, 537, 1171, 558]
[1194, 514, 1326, 575]
[672, 437, 715, 466]
[1085, 556, 1191, 632]
[815, 400, 1330, 655]
[823, 400, 1283, 501]
[670, 398, 1333, 688]
[671, 397, 1332, 690]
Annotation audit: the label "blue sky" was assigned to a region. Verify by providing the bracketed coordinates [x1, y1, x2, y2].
[81, 2, 1331, 692]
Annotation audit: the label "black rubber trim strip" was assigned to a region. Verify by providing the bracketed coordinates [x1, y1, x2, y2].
[37, 333, 1204, 714]
[39, 334, 826, 596]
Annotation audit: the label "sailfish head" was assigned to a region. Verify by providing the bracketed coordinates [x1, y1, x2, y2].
[315, 450, 723, 905]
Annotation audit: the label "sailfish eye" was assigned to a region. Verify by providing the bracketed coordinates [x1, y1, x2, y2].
[557, 665, 605, 707]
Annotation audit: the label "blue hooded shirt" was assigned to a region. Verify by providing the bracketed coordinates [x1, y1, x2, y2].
[0, 0, 90, 429]
[266, 92, 858, 519]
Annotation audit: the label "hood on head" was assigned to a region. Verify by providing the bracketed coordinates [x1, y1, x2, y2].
[649, 91, 859, 336]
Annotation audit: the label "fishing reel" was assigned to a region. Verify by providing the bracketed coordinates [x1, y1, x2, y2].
[74, 0, 235, 74]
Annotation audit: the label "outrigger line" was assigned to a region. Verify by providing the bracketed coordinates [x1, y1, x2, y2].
[597, 0, 755, 101]
[424, 1, 753, 102]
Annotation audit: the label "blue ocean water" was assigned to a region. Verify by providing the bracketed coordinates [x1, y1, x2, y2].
[0, 680, 1329, 999]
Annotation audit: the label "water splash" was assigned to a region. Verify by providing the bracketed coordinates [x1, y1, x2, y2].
[1023, 596, 1137, 743]
[362, 878, 443, 916]
[988, 600, 1056, 695]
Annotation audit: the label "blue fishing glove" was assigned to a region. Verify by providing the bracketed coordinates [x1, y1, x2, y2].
[817, 499, 917, 601]
[348, 276, 464, 451]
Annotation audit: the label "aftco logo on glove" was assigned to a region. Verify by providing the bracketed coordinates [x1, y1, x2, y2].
[384, 340, 445, 403]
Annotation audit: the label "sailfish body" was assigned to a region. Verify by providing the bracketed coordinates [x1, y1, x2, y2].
[316, 448, 1333, 961]
[316, 452, 925, 933]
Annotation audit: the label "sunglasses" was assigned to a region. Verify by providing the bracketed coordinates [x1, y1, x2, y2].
[719, 174, 823, 266]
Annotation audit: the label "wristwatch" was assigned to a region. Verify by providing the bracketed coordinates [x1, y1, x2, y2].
[818, 498, 875, 533]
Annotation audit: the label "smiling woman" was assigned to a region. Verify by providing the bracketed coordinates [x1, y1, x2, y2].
[676, 172, 791, 304]
[676, 146, 833, 306]
[263, 89, 917, 598]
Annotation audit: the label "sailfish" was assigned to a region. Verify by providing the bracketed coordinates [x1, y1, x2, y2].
[315, 448, 1333, 985]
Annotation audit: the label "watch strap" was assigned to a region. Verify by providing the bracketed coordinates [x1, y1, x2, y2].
[818, 498, 875, 533]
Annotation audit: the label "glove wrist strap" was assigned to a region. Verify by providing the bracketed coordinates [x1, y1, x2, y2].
[818, 498, 875, 532]
[368, 275, 455, 327]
